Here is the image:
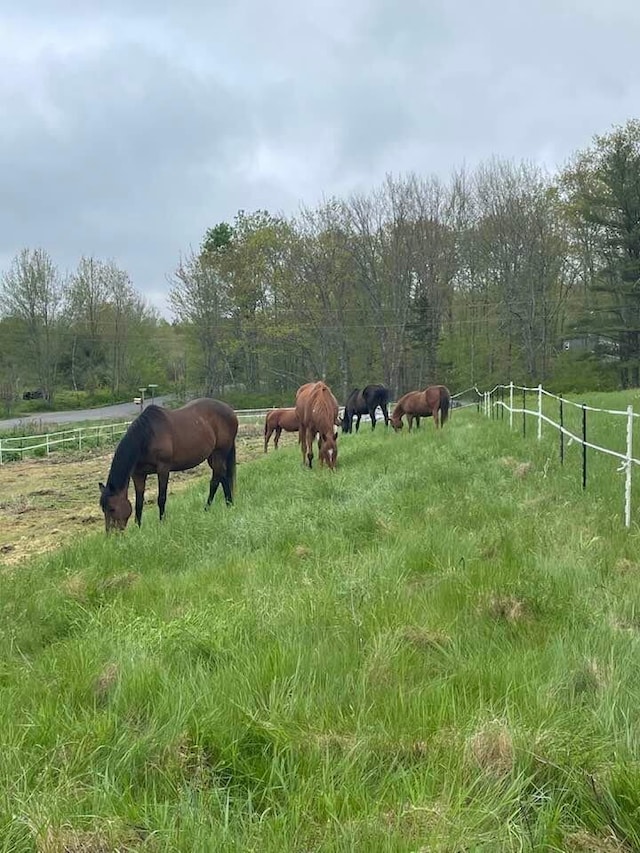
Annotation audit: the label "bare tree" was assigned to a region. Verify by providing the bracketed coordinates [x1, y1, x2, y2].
[344, 176, 416, 393]
[406, 174, 458, 385]
[286, 200, 359, 395]
[67, 256, 111, 389]
[168, 249, 230, 395]
[0, 248, 64, 401]
[470, 160, 572, 380]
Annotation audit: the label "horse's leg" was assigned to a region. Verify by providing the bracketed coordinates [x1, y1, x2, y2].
[407, 415, 413, 432]
[274, 426, 282, 449]
[355, 413, 362, 433]
[381, 403, 389, 427]
[370, 407, 376, 430]
[433, 407, 440, 429]
[206, 453, 222, 508]
[264, 424, 273, 453]
[157, 469, 170, 521]
[299, 427, 307, 466]
[219, 450, 234, 505]
[132, 472, 147, 527]
[416, 416, 421, 430]
[306, 427, 314, 468]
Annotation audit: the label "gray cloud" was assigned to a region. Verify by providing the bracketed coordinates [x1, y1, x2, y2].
[1, 0, 639, 314]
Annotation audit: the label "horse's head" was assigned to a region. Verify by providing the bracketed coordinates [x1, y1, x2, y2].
[390, 415, 403, 432]
[319, 431, 339, 469]
[99, 482, 132, 532]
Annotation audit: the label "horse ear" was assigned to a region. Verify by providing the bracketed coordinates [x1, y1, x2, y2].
[99, 482, 106, 494]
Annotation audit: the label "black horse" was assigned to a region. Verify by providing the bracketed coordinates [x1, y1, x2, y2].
[342, 384, 390, 433]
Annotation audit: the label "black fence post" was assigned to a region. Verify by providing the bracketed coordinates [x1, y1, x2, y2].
[582, 404, 587, 490]
[559, 395, 564, 465]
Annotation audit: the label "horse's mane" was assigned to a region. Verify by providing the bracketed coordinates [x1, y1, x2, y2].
[310, 385, 338, 434]
[102, 405, 166, 496]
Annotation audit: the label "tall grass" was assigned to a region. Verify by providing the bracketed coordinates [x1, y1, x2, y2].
[1, 407, 640, 851]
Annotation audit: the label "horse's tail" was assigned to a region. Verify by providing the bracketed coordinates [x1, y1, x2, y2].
[226, 441, 237, 497]
[440, 387, 451, 426]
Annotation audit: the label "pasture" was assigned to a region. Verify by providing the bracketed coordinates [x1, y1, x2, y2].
[1, 404, 640, 850]
[0, 423, 283, 564]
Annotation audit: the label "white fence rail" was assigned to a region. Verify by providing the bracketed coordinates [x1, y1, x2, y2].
[0, 386, 482, 467]
[0, 407, 291, 465]
[0, 421, 132, 464]
[0, 391, 478, 466]
[476, 381, 640, 528]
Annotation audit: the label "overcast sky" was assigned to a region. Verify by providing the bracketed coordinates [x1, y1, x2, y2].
[1, 0, 639, 316]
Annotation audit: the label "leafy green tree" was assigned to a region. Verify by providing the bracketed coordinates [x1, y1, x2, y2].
[562, 120, 640, 386]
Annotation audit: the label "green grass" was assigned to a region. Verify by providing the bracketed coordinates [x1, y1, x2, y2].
[2, 406, 640, 851]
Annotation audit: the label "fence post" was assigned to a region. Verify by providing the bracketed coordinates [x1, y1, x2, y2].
[0, 438, 2, 465]
[78, 428, 82, 452]
[522, 389, 526, 438]
[582, 405, 587, 491]
[559, 395, 564, 465]
[625, 404, 633, 528]
[537, 383, 543, 441]
[46, 433, 50, 456]
[509, 381, 514, 430]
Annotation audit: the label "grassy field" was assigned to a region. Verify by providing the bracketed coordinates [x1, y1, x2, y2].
[0, 424, 277, 565]
[2, 406, 640, 851]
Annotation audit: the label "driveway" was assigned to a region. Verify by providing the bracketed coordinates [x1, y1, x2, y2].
[0, 396, 173, 431]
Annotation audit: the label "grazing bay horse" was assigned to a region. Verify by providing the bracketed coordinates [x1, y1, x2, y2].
[342, 384, 390, 433]
[99, 398, 238, 532]
[295, 381, 339, 469]
[390, 385, 451, 432]
[264, 407, 299, 452]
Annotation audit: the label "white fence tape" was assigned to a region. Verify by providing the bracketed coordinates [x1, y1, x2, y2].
[479, 381, 639, 528]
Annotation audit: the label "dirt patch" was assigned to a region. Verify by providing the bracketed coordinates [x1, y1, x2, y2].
[484, 594, 529, 623]
[499, 456, 534, 478]
[37, 824, 148, 853]
[0, 423, 296, 567]
[565, 830, 630, 852]
[466, 719, 515, 779]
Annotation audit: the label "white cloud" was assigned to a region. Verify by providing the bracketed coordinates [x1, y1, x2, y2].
[1, 0, 639, 316]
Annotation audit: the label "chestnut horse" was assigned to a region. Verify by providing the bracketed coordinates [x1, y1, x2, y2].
[390, 385, 451, 432]
[99, 398, 238, 532]
[295, 381, 339, 469]
[264, 407, 299, 452]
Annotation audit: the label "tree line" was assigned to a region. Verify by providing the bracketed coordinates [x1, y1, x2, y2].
[2, 119, 640, 413]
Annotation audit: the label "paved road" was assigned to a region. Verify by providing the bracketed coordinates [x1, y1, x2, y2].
[0, 396, 173, 431]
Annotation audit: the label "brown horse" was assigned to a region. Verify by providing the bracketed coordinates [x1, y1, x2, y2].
[99, 398, 238, 532]
[295, 381, 339, 469]
[264, 407, 299, 452]
[390, 385, 451, 431]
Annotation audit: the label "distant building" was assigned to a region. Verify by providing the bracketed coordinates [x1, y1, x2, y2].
[562, 335, 619, 361]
